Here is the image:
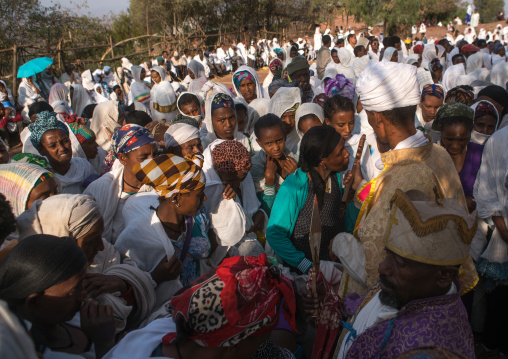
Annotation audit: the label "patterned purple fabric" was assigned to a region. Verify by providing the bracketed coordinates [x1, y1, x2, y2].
[459, 142, 483, 198]
[343, 282, 475, 359]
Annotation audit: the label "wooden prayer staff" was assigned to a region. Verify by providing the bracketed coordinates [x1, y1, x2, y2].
[309, 195, 321, 318]
[339, 134, 366, 218]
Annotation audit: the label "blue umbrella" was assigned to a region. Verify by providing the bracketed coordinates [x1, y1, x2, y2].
[17, 57, 53, 79]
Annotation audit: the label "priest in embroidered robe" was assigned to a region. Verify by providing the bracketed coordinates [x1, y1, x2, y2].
[332, 60, 478, 297]
[334, 189, 477, 359]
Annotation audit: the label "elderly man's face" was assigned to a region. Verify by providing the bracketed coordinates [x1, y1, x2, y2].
[291, 68, 310, 91]
[378, 249, 456, 309]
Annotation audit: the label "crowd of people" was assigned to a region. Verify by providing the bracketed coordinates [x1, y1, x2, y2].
[0, 19, 508, 359]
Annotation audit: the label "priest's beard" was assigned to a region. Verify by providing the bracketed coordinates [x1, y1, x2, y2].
[379, 274, 402, 309]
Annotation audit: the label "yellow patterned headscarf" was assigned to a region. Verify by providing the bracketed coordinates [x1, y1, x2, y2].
[134, 154, 205, 198]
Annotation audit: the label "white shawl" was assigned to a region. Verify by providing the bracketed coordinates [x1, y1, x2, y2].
[84, 163, 153, 243]
[442, 63, 466, 93]
[54, 157, 96, 194]
[18, 77, 40, 107]
[151, 81, 177, 122]
[129, 66, 151, 108]
[0, 80, 15, 104]
[71, 84, 93, 117]
[186, 60, 208, 95]
[268, 87, 301, 154]
[115, 192, 183, 308]
[89, 100, 121, 152]
[489, 62, 508, 88]
[94, 84, 110, 103]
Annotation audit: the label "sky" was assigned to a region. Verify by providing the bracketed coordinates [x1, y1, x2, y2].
[42, 0, 508, 18]
[40, 0, 129, 17]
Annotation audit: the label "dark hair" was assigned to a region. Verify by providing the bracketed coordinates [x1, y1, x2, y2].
[0, 234, 86, 306]
[0, 193, 16, 245]
[81, 104, 97, 119]
[220, 42, 225, 47]
[437, 39, 449, 47]
[391, 36, 401, 44]
[208, 46, 214, 52]
[323, 35, 331, 45]
[478, 85, 508, 117]
[126, 110, 152, 127]
[381, 105, 418, 126]
[451, 54, 466, 64]
[28, 101, 53, 118]
[235, 103, 248, 114]
[178, 93, 201, 108]
[337, 38, 345, 45]
[477, 39, 487, 48]
[298, 125, 342, 209]
[162, 50, 168, 55]
[298, 114, 321, 131]
[254, 114, 285, 139]
[435, 115, 473, 132]
[290, 45, 298, 53]
[347, 34, 355, 43]
[113, 85, 121, 91]
[324, 95, 355, 120]
[354, 46, 365, 57]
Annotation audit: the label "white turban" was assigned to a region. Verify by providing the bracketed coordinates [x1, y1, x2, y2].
[164, 123, 199, 148]
[356, 61, 420, 112]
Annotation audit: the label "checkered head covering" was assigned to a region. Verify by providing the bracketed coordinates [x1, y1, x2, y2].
[134, 154, 205, 198]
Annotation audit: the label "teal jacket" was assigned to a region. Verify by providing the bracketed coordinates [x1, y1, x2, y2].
[266, 169, 359, 274]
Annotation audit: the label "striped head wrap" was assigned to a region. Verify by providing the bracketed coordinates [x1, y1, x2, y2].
[134, 154, 205, 198]
[68, 123, 95, 144]
[211, 140, 252, 174]
[28, 111, 69, 148]
[0, 163, 55, 217]
[421, 84, 444, 100]
[211, 93, 235, 113]
[111, 124, 157, 156]
[444, 85, 475, 106]
[474, 101, 498, 121]
[168, 114, 200, 129]
[233, 70, 255, 91]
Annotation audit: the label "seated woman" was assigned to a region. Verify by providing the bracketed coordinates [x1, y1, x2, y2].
[232, 66, 268, 104]
[262, 58, 283, 93]
[202, 140, 265, 266]
[251, 114, 298, 215]
[268, 87, 301, 154]
[164, 122, 203, 163]
[70, 84, 93, 118]
[0, 162, 58, 217]
[470, 100, 499, 145]
[201, 92, 252, 153]
[29, 111, 95, 194]
[68, 123, 107, 175]
[48, 83, 74, 118]
[150, 66, 168, 95]
[103, 254, 297, 359]
[94, 84, 110, 103]
[151, 81, 178, 122]
[295, 102, 324, 139]
[128, 66, 151, 108]
[432, 102, 483, 213]
[0, 234, 116, 358]
[84, 124, 158, 243]
[17, 194, 156, 333]
[183, 60, 207, 95]
[115, 154, 213, 308]
[89, 100, 124, 152]
[176, 93, 206, 137]
[266, 126, 359, 274]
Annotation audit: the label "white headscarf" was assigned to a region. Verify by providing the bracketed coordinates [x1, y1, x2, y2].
[232, 65, 269, 101]
[442, 63, 466, 93]
[71, 84, 93, 117]
[151, 81, 177, 122]
[352, 55, 370, 77]
[94, 84, 109, 103]
[468, 68, 490, 82]
[18, 77, 40, 107]
[81, 70, 95, 91]
[405, 54, 420, 65]
[0, 80, 15, 104]
[164, 123, 199, 148]
[356, 61, 420, 112]
[327, 48, 356, 78]
[470, 100, 500, 145]
[382, 47, 397, 62]
[129, 66, 151, 108]
[186, 60, 207, 95]
[489, 62, 508, 88]
[421, 44, 438, 69]
[268, 87, 301, 154]
[466, 52, 483, 74]
[121, 57, 133, 71]
[48, 83, 73, 115]
[295, 103, 324, 138]
[246, 98, 270, 135]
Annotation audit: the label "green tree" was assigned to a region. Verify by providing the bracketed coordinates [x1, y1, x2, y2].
[474, 0, 505, 23]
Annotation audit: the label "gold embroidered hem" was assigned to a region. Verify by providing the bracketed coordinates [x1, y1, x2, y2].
[153, 101, 177, 113]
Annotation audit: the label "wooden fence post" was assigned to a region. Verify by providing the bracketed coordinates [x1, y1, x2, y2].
[12, 44, 17, 97]
[110, 36, 115, 58]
